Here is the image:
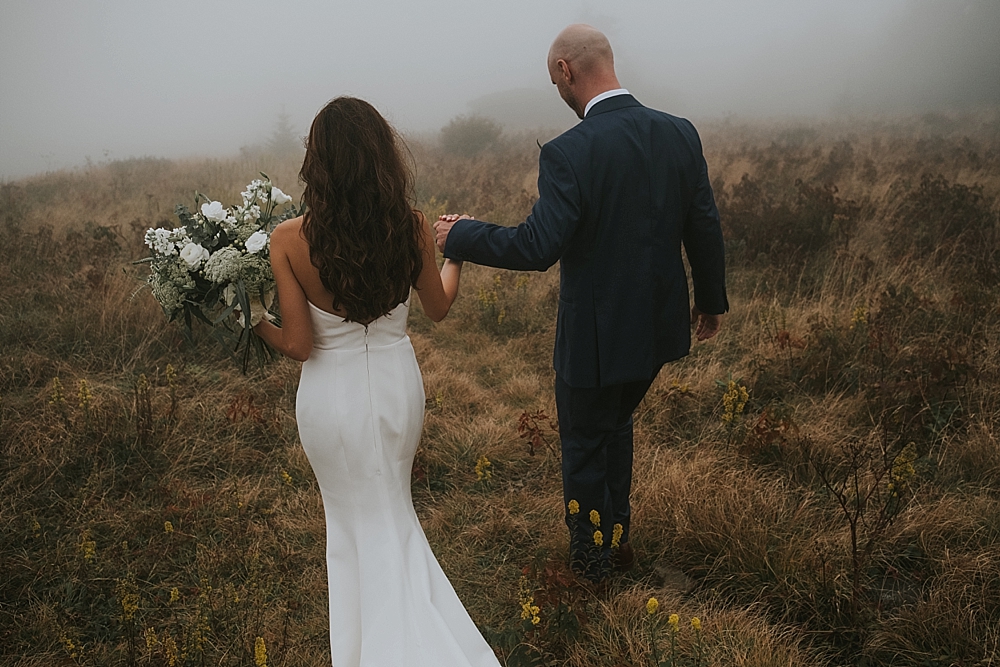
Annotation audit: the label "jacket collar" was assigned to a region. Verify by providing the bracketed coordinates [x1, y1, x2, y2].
[585, 94, 642, 118]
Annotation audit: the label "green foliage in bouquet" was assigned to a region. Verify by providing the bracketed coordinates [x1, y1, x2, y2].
[138, 174, 300, 371]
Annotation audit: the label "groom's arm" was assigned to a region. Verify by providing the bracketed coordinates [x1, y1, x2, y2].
[443, 142, 581, 271]
[679, 121, 728, 316]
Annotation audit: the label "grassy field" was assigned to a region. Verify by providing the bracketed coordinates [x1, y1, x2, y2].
[2, 110, 999, 666]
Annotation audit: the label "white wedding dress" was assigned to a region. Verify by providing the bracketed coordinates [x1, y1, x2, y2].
[296, 299, 501, 667]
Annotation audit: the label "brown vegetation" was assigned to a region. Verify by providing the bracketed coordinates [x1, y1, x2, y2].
[1, 110, 999, 666]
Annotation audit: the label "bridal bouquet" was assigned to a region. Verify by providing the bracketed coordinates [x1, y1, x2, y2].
[139, 175, 299, 370]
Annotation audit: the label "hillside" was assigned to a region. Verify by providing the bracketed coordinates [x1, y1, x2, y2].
[2, 111, 999, 666]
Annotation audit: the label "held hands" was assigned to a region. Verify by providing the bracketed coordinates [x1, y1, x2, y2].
[433, 214, 472, 253]
[692, 306, 723, 342]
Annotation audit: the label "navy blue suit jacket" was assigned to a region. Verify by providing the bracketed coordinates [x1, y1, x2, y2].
[444, 94, 728, 388]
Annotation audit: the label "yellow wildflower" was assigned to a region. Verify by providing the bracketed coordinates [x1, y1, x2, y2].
[169, 587, 179, 603]
[50, 377, 65, 407]
[691, 616, 702, 631]
[281, 469, 293, 486]
[78, 530, 96, 562]
[121, 592, 139, 621]
[888, 442, 918, 497]
[60, 635, 79, 659]
[850, 305, 868, 330]
[568, 499, 580, 515]
[520, 600, 541, 625]
[477, 286, 498, 307]
[164, 520, 174, 534]
[589, 509, 601, 527]
[255, 636, 268, 667]
[518, 576, 541, 626]
[116, 577, 139, 621]
[475, 455, 493, 481]
[721, 380, 749, 424]
[144, 627, 158, 650]
[77, 379, 91, 412]
[123, 596, 139, 621]
[165, 363, 177, 387]
[163, 635, 178, 666]
[593, 530, 604, 547]
[611, 523, 623, 549]
[668, 613, 680, 631]
[646, 597, 659, 615]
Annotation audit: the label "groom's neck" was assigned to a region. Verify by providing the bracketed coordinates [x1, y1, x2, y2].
[578, 72, 623, 112]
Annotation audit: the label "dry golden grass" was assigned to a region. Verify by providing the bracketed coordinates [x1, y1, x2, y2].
[2, 111, 999, 666]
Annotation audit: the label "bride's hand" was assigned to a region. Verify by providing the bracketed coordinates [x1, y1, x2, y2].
[233, 290, 275, 328]
[434, 214, 472, 253]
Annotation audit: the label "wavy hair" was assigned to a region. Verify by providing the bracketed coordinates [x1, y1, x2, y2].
[299, 97, 423, 323]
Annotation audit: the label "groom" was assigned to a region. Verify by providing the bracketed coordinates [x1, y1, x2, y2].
[434, 24, 728, 582]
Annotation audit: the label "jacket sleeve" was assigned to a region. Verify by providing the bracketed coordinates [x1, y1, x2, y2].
[681, 122, 729, 315]
[443, 141, 581, 271]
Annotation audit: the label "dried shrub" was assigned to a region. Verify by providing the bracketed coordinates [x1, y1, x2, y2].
[890, 173, 999, 284]
[718, 174, 860, 269]
[440, 114, 503, 158]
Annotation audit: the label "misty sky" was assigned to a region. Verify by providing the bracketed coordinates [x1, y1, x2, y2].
[2, 0, 998, 180]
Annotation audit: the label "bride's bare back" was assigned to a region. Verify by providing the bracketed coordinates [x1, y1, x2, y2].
[254, 211, 462, 361]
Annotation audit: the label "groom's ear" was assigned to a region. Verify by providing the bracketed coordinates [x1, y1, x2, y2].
[556, 59, 574, 84]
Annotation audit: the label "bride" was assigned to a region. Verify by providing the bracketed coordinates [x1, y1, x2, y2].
[253, 97, 500, 666]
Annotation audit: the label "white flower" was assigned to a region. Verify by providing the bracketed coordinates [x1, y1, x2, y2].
[245, 230, 269, 254]
[221, 214, 239, 235]
[201, 201, 228, 222]
[242, 179, 267, 205]
[270, 187, 292, 205]
[179, 242, 210, 269]
[242, 205, 261, 223]
[145, 228, 177, 256]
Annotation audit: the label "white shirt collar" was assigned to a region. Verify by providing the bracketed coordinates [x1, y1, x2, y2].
[584, 88, 630, 117]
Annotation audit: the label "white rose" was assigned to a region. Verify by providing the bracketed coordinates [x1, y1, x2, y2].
[179, 242, 210, 269]
[201, 200, 228, 222]
[271, 187, 293, 205]
[245, 230, 269, 254]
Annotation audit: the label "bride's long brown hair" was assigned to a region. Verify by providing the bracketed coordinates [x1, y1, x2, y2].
[299, 97, 423, 323]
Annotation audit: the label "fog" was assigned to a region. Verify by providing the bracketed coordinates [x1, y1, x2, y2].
[2, 0, 998, 180]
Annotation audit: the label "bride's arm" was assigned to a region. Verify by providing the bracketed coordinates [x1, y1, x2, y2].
[253, 221, 313, 361]
[413, 212, 462, 322]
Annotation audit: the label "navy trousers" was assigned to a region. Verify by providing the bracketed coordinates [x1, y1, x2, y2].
[556, 367, 661, 580]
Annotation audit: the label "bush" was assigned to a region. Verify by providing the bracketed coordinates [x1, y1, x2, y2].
[718, 174, 860, 267]
[439, 115, 502, 158]
[890, 174, 998, 284]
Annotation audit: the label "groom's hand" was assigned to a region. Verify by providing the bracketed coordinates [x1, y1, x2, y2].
[433, 214, 471, 253]
[692, 306, 723, 341]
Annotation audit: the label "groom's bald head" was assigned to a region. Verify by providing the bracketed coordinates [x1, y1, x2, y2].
[548, 24, 615, 78]
[547, 24, 621, 119]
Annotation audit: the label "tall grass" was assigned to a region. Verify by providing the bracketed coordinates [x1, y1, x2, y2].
[1, 111, 998, 666]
